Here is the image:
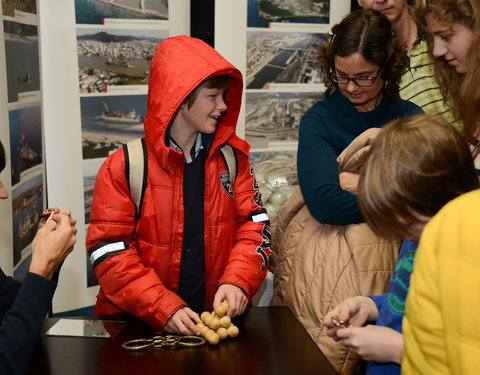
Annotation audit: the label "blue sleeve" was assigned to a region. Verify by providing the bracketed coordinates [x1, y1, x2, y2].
[368, 294, 386, 315]
[297, 107, 362, 225]
[0, 271, 56, 375]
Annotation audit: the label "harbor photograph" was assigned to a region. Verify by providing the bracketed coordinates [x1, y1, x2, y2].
[4, 21, 40, 103]
[9, 102, 42, 185]
[2, 0, 36, 17]
[246, 31, 327, 89]
[246, 91, 323, 148]
[11, 173, 44, 265]
[77, 27, 167, 93]
[247, 0, 330, 27]
[75, 0, 168, 24]
[80, 94, 146, 159]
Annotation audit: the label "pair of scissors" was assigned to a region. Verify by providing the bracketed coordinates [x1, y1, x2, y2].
[122, 335, 206, 351]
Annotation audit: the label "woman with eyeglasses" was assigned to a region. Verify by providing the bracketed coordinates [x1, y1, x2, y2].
[297, 8, 422, 226]
[269, 9, 423, 374]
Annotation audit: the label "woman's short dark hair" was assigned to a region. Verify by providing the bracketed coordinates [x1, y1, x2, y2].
[319, 8, 408, 97]
[0, 140, 5, 173]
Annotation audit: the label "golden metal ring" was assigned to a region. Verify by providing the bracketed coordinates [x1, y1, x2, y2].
[177, 335, 206, 347]
[121, 339, 154, 351]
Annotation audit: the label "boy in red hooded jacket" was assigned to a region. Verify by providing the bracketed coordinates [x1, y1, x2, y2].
[86, 35, 271, 335]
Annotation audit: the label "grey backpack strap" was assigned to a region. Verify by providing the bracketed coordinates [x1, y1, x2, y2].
[219, 144, 238, 186]
[123, 137, 148, 219]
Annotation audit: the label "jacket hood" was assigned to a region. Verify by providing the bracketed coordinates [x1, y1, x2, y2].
[144, 35, 244, 162]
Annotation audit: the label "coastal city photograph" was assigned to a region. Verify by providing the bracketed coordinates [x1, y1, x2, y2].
[80, 94, 146, 159]
[11, 174, 44, 265]
[247, 31, 327, 89]
[4, 21, 40, 103]
[77, 28, 167, 93]
[246, 91, 323, 148]
[9, 103, 42, 185]
[247, 0, 330, 27]
[75, 0, 168, 24]
[2, 0, 36, 16]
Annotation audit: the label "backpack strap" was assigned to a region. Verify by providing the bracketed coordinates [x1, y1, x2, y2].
[219, 144, 238, 186]
[123, 137, 148, 219]
[123, 139, 237, 220]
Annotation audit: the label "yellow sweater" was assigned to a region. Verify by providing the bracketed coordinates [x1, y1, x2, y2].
[402, 189, 480, 375]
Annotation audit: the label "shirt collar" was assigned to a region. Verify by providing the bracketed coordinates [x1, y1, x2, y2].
[168, 132, 204, 163]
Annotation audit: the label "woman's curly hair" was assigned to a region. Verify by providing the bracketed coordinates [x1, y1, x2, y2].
[319, 9, 408, 97]
[414, 0, 480, 139]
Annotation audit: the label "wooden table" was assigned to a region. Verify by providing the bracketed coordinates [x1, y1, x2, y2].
[26, 306, 337, 375]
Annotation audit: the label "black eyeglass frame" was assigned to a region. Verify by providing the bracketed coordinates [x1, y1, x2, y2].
[329, 68, 382, 87]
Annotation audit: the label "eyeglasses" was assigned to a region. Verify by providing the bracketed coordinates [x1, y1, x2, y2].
[330, 68, 381, 87]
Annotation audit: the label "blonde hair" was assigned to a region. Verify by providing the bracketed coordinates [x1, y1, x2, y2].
[414, 0, 480, 139]
[358, 114, 478, 239]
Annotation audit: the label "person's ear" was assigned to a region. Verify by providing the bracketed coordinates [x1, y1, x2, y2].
[357, 0, 363, 7]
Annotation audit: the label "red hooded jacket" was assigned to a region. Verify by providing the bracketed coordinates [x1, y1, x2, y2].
[86, 36, 271, 330]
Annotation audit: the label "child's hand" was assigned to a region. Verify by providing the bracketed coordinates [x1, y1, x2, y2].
[324, 296, 378, 339]
[213, 284, 247, 318]
[164, 307, 201, 336]
[336, 325, 403, 364]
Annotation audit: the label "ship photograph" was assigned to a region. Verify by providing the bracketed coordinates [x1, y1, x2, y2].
[75, 0, 168, 24]
[81, 94, 146, 159]
[248, 0, 330, 27]
[77, 28, 167, 93]
[4, 21, 40, 102]
[9, 103, 43, 185]
[247, 31, 327, 89]
[12, 174, 44, 265]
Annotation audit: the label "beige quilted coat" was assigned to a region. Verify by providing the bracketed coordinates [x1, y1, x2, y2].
[270, 129, 400, 374]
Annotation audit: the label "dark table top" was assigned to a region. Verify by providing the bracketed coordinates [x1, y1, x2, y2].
[26, 306, 337, 375]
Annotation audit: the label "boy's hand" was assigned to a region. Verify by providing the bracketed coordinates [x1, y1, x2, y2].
[213, 284, 247, 318]
[336, 325, 403, 364]
[324, 296, 378, 339]
[164, 307, 201, 336]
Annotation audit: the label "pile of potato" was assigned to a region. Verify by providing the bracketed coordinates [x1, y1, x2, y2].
[197, 300, 239, 345]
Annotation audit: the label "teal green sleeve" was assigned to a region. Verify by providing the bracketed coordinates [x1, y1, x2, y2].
[297, 107, 362, 225]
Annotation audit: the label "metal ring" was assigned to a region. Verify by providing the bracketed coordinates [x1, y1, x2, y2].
[121, 339, 154, 351]
[177, 335, 206, 347]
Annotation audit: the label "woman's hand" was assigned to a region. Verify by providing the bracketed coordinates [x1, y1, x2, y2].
[339, 172, 360, 194]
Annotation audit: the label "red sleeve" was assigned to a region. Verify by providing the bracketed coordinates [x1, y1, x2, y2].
[86, 150, 185, 330]
[219, 151, 272, 299]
